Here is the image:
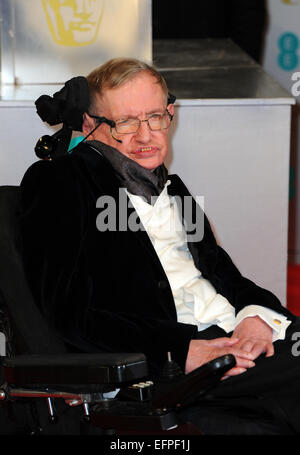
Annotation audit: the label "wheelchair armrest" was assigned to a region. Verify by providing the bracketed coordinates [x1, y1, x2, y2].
[1, 352, 148, 387]
[0, 353, 235, 434]
[151, 354, 236, 409]
[89, 354, 236, 433]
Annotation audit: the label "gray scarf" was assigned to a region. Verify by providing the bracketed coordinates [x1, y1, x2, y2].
[87, 140, 168, 204]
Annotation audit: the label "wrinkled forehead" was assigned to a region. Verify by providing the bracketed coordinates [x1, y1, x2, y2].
[96, 73, 167, 118]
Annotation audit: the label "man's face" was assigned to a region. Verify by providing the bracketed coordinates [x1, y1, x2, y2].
[83, 72, 174, 171]
[43, 0, 105, 46]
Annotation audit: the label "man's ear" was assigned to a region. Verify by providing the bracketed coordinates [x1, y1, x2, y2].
[167, 103, 174, 119]
[82, 113, 95, 137]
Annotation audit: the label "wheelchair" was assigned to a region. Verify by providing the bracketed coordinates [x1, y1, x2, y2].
[0, 79, 236, 435]
[0, 184, 235, 435]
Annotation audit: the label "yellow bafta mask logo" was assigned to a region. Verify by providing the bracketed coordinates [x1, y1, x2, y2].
[281, 0, 300, 4]
[42, 0, 105, 47]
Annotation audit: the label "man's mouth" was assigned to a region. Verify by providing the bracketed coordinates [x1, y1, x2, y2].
[133, 147, 158, 157]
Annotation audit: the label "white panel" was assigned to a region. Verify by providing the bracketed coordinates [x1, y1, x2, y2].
[0, 105, 49, 185]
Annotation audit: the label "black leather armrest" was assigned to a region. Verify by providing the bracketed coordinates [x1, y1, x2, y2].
[1, 352, 148, 387]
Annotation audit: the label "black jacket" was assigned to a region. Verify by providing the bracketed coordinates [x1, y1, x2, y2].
[19, 142, 294, 374]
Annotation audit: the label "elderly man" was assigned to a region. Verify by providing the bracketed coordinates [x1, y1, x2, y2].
[20, 58, 299, 434]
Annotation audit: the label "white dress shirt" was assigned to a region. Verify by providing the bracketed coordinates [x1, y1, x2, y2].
[127, 181, 290, 341]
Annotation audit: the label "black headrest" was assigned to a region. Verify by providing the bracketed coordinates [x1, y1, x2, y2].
[35, 76, 90, 132]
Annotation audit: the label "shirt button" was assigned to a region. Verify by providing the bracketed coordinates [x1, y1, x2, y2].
[158, 280, 168, 290]
[273, 319, 281, 325]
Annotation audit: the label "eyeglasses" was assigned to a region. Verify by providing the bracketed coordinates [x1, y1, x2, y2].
[89, 109, 173, 135]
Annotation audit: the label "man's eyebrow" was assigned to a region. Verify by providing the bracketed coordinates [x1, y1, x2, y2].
[146, 109, 165, 115]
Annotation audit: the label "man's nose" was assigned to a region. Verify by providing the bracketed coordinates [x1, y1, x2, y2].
[134, 120, 152, 143]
